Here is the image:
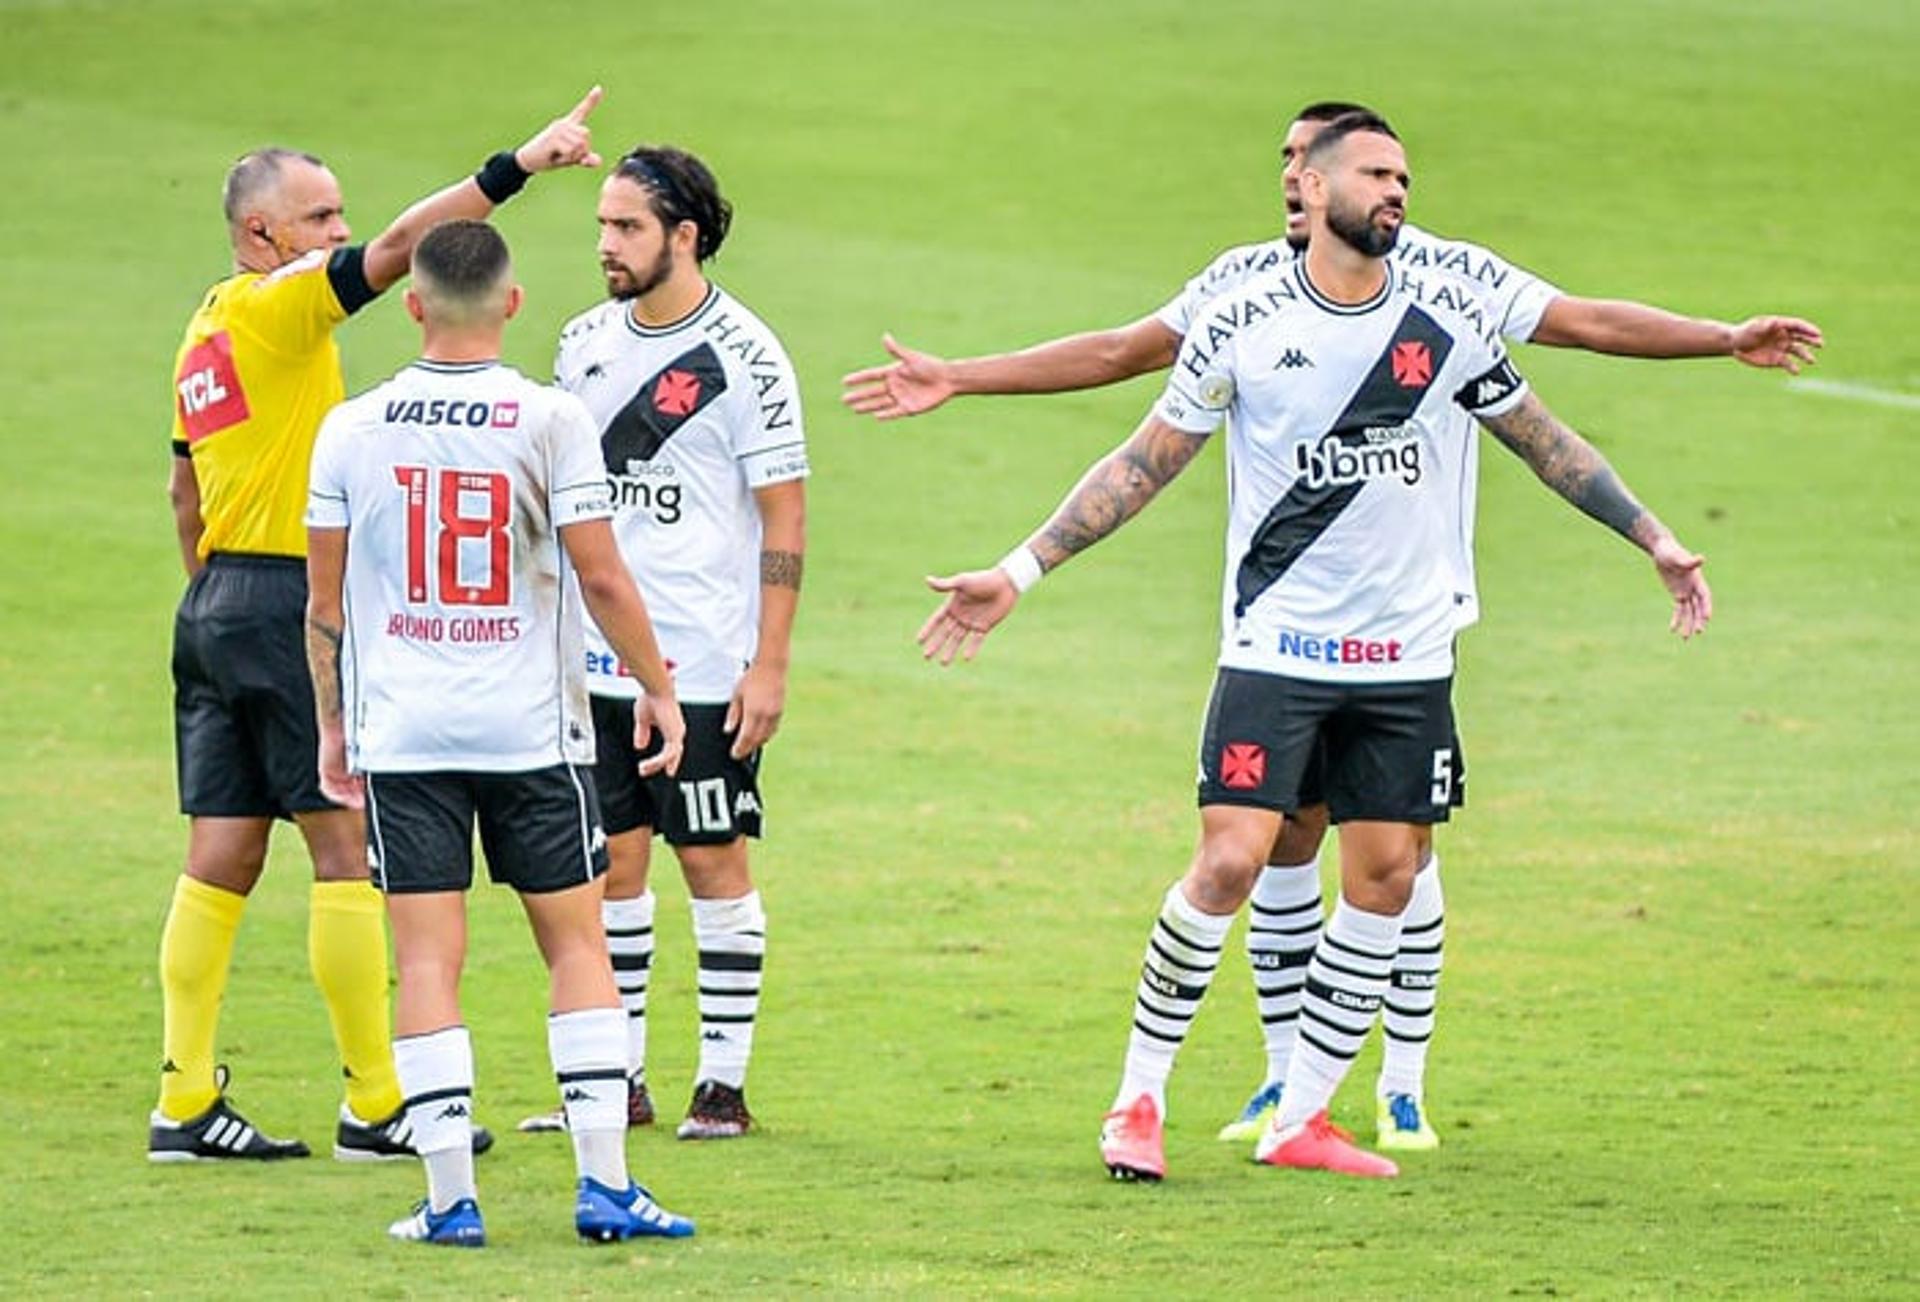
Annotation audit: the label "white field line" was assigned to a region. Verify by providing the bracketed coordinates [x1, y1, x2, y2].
[1786, 378, 1920, 412]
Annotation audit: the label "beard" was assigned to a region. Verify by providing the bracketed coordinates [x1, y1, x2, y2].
[605, 242, 675, 301]
[1326, 192, 1402, 257]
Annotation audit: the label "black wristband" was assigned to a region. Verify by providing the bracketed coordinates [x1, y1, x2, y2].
[474, 150, 530, 204]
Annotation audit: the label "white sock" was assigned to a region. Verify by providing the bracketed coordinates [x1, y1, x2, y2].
[691, 891, 766, 1089]
[603, 891, 655, 1077]
[1114, 881, 1234, 1116]
[548, 1006, 629, 1189]
[393, 1025, 476, 1213]
[1276, 897, 1403, 1131]
[1379, 857, 1444, 1099]
[1245, 858, 1324, 1086]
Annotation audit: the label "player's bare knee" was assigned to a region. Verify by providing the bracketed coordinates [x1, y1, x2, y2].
[602, 828, 652, 898]
[678, 839, 752, 899]
[184, 818, 271, 894]
[1185, 839, 1265, 913]
[295, 808, 371, 882]
[1270, 805, 1329, 865]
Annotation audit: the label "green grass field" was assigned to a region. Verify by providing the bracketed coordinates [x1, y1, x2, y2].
[2, 0, 1916, 1294]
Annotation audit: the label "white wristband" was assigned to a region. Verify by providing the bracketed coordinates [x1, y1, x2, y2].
[997, 544, 1044, 594]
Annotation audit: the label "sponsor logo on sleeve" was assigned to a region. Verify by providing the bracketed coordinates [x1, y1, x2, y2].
[176, 332, 251, 440]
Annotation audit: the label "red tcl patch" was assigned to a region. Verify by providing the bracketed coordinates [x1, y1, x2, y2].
[176, 332, 250, 440]
[1220, 742, 1267, 790]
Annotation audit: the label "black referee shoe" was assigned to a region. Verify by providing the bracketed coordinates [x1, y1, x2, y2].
[148, 1092, 310, 1163]
[334, 1105, 495, 1162]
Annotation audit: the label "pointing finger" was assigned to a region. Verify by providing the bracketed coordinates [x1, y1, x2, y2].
[568, 85, 604, 124]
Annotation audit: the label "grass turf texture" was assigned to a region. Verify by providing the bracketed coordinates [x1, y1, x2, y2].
[2, 0, 1916, 1294]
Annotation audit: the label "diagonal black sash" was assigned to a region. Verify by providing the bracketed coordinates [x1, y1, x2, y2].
[600, 342, 730, 471]
[1232, 305, 1453, 618]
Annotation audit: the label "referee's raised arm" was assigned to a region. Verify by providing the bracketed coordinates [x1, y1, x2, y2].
[360, 86, 605, 291]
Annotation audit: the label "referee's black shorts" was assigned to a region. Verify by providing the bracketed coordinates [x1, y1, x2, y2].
[172, 553, 335, 819]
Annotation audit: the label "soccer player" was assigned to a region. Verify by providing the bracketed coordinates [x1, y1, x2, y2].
[915, 112, 1712, 1181]
[523, 146, 806, 1140]
[847, 99, 1816, 1152]
[305, 219, 695, 1247]
[152, 89, 605, 1163]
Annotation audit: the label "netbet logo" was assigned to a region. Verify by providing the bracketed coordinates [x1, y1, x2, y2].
[1294, 425, 1422, 489]
[1276, 629, 1404, 666]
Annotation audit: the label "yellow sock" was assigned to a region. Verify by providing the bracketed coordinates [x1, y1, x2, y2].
[310, 880, 403, 1120]
[158, 875, 246, 1121]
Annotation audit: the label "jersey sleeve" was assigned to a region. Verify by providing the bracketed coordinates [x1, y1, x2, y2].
[235, 248, 353, 357]
[548, 394, 615, 526]
[1153, 315, 1235, 435]
[1451, 337, 1531, 419]
[729, 334, 809, 489]
[1462, 239, 1561, 344]
[304, 408, 351, 530]
[1153, 243, 1262, 337]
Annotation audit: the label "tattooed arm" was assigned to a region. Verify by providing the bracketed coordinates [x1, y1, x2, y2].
[917, 414, 1210, 664]
[1478, 392, 1712, 638]
[303, 525, 364, 807]
[729, 479, 806, 757]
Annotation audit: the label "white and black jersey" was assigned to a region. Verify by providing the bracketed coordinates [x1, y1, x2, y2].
[1156, 225, 1561, 629]
[554, 285, 808, 704]
[306, 361, 613, 772]
[1156, 261, 1530, 684]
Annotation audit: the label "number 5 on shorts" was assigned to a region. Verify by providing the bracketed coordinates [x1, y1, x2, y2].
[1429, 748, 1453, 805]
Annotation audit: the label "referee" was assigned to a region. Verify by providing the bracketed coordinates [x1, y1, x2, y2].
[150, 88, 605, 1163]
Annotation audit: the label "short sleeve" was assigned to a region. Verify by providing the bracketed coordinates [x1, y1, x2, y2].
[1153, 242, 1278, 338]
[304, 409, 350, 529]
[1154, 318, 1235, 435]
[1452, 339, 1530, 419]
[236, 248, 351, 357]
[548, 393, 614, 526]
[1458, 240, 1561, 344]
[729, 334, 808, 489]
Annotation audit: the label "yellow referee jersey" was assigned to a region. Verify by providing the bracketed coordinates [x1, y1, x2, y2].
[169, 247, 374, 559]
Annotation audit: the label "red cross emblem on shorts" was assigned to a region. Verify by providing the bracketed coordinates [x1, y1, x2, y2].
[653, 368, 702, 415]
[1220, 742, 1267, 790]
[1390, 340, 1433, 388]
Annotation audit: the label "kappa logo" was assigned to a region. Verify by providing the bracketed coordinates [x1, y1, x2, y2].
[701, 1030, 729, 1042]
[653, 368, 703, 416]
[1273, 348, 1314, 369]
[436, 1102, 470, 1121]
[583, 362, 606, 380]
[590, 825, 608, 853]
[563, 1086, 593, 1103]
[1454, 358, 1523, 413]
[1391, 340, 1433, 388]
[1220, 742, 1267, 790]
[733, 791, 763, 818]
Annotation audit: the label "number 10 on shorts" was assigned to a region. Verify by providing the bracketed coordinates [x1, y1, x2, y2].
[679, 777, 733, 834]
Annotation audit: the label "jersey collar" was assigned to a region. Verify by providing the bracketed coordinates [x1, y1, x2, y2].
[410, 359, 501, 374]
[623, 283, 720, 338]
[1293, 259, 1395, 316]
